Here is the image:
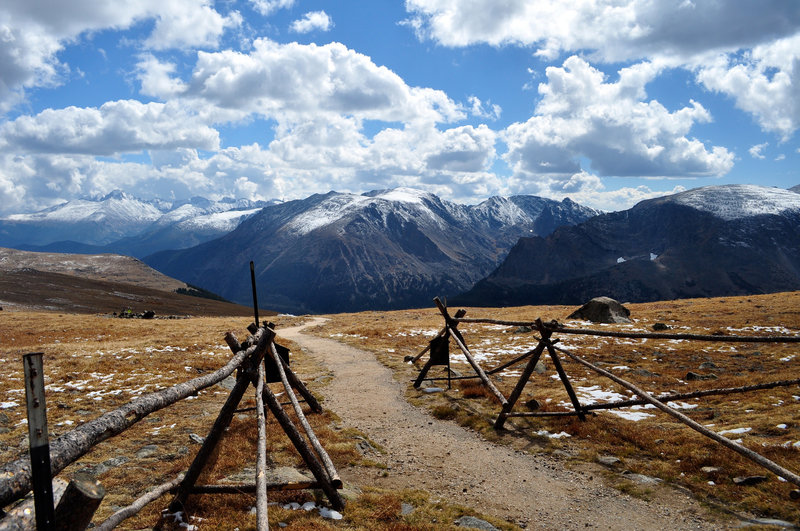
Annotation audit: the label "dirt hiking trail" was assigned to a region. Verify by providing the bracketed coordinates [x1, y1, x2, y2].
[281, 319, 731, 530]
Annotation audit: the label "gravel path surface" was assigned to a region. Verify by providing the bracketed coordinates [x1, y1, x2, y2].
[282, 319, 731, 530]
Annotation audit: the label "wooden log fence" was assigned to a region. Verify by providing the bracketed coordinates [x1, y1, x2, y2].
[414, 299, 800, 489]
[555, 342, 800, 487]
[0, 322, 342, 529]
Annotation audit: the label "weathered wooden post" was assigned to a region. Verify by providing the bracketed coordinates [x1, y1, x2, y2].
[23, 352, 55, 531]
[250, 260, 260, 327]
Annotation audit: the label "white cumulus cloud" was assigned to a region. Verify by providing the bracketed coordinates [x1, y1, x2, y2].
[695, 34, 800, 140]
[405, 0, 800, 63]
[173, 38, 464, 124]
[290, 11, 332, 33]
[503, 57, 733, 186]
[250, 0, 295, 16]
[0, 100, 220, 155]
[749, 142, 768, 159]
[0, 0, 239, 113]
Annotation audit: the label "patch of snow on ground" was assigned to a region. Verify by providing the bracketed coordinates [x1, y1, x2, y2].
[574, 385, 628, 404]
[536, 430, 571, 438]
[609, 410, 656, 421]
[726, 325, 797, 335]
[718, 427, 752, 435]
[0, 401, 18, 409]
[281, 501, 342, 520]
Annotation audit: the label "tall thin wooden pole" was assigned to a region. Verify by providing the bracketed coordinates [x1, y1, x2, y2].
[23, 352, 55, 531]
[250, 261, 260, 327]
[255, 360, 269, 531]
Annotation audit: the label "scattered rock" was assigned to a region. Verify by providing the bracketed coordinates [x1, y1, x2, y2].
[524, 399, 540, 411]
[698, 361, 718, 370]
[552, 449, 576, 459]
[135, 444, 159, 459]
[686, 371, 717, 381]
[354, 436, 377, 456]
[423, 387, 444, 393]
[338, 485, 362, 501]
[514, 326, 534, 334]
[454, 515, 499, 530]
[597, 455, 622, 467]
[189, 433, 205, 444]
[401, 502, 415, 516]
[568, 297, 632, 324]
[623, 472, 662, 486]
[218, 375, 236, 391]
[223, 466, 313, 485]
[733, 475, 768, 486]
[534, 360, 547, 374]
[701, 466, 722, 475]
[634, 368, 657, 377]
[652, 322, 670, 331]
[0, 412, 9, 426]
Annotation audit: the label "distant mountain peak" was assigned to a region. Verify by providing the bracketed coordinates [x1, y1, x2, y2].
[100, 189, 133, 201]
[363, 187, 434, 203]
[668, 184, 800, 221]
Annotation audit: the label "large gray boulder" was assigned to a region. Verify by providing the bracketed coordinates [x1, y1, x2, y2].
[568, 296, 632, 324]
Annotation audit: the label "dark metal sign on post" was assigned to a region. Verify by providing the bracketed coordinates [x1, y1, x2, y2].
[23, 352, 55, 530]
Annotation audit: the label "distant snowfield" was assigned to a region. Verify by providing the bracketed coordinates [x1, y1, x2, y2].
[673, 184, 800, 221]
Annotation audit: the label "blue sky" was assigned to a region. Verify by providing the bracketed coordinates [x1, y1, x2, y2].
[1, 1, 799, 215]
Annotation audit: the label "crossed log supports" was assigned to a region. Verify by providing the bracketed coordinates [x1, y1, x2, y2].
[411, 298, 800, 488]
[168, 323, 344, 522]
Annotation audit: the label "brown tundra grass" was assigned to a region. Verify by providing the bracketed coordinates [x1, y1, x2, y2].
[311, 291, 800, 524]
[0, 312, 512, 530]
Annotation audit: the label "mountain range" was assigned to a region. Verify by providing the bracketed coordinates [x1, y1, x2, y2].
[144, 188, 599, 314]
[3, 184, 799, 315]
[456, 184, 800, 307]
[0, 190, 273, 257]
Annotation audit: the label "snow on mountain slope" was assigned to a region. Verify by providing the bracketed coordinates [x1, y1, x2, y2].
[672, 184, 800, 220]
[0, 191, 272, 249]
[6, 190, 165, 224]
[175, 208, 264, 232]
[285, 188, 445, 236]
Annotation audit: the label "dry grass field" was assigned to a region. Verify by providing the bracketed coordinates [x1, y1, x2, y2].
[0, 311, 512, 530]
[309, 291, 800, 525]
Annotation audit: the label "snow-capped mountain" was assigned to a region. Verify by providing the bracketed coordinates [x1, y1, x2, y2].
[1, 191, 167, 246]
[456, 184, 800, 307]
[145, 188, 599, 314]
[0, 191, 273, 256]
[671, 184, 800, 220]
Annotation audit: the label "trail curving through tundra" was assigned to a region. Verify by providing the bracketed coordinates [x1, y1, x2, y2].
[281, 318, 727, 530]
